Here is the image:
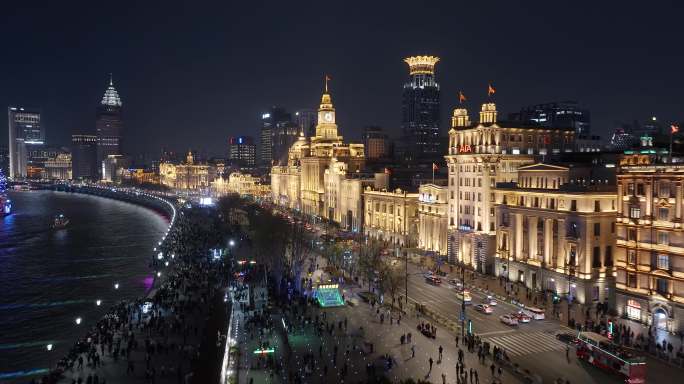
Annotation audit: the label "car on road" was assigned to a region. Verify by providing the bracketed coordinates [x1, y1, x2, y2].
[499, 314, 518, 326]
[462, 291, 472, 305]
[510, 312, 531, 323]
[556, 332, 578, 345]
[448, 278, 463, 288]
[474, 304, 494, 314]
[425, 275, 442, 285]
[484, 296, 497, 306]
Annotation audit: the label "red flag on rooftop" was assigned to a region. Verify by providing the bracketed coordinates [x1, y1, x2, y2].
[672, 124, 679, 134]
[488, 83, 496, 97]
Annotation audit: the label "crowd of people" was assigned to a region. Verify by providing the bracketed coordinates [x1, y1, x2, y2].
[30, 206, 231, 384]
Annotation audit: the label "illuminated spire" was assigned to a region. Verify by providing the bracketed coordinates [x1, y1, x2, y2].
[101, 74, 122, 107]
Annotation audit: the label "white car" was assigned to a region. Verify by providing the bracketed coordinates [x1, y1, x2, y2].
[474, 304, 494, 314]
[499, 314, 518, 326]
[485, 296, 497, 306]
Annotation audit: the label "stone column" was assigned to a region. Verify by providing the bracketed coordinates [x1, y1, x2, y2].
[529, 216, 538, 261]
[676, 181, 682, 223]
[544, 218, 553, 266]
[515, 213, 523, 261]
[557, 218, 566, 269]
[645, 180, 653, 219]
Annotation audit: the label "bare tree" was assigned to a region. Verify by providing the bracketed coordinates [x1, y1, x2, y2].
[286, 220, 309, 292]
[380, 262, 404, 308]
[358, 241, 383, 292]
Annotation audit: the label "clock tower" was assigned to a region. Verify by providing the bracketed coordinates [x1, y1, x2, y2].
[314, 76, 340, 141]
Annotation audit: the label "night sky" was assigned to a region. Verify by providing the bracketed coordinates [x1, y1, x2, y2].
[2, 1, 682, 158]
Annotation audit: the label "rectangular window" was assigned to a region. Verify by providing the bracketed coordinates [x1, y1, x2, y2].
[627, 273, 637, 288]
[658, 207, 669, 221]
[637, 183, 644, 196]
[629, 207, 641, 219]
[657, 231, 669, 245]
[592, 246, 601, 268]
[659, 182, 671, 198]
[594, 223, 601, 236]
[657, 254, 669, 270]
[628, 228, 637, 241]
[570, 200, 577, 211]
[594, 200, 601, 212]
[611, 222, 615, 233]
[605, 246, 613, 266]
[628, 249, 637, 265]
[656, 278, 668, 295]
[627, 183, 635, 195]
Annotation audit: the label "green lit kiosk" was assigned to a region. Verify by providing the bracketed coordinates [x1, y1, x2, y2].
[313, 283, 345, 307]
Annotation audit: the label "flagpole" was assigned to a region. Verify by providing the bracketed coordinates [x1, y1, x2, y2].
[670, 131, 674, 163]
[432, 167, 435, 184]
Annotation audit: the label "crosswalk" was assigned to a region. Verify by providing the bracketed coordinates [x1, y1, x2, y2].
[484, 331, 566, 357]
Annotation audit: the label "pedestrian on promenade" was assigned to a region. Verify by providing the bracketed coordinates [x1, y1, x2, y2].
[490, 364, 495, 377]
[442, 373, 446, 384]
[411, 344, 416, 358]
[455, 335, 460, 347]
[439, 345, 443, 362]
[498, 366, 502, 379]
[429, 356, 433, 373]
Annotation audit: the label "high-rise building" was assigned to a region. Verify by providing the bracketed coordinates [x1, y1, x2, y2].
[96, 75, 123, 178]
[259, 106, 292, 166]
[71, 134, 98, 180]
[400, 56, 441, 162]
[295, 109, 317, 138]
[228, 136, 256, 169]
[509, 101, 591, 136]
[362, 126, 389, 160]
[7, 107, 43, 179]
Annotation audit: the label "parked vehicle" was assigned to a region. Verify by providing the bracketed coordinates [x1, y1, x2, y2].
[521, 306, 546, 320]
[499, 314, 518, 326]
[556, 332, 578, 345]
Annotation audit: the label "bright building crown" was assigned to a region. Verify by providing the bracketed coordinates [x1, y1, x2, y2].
[404, 56, 440, 75]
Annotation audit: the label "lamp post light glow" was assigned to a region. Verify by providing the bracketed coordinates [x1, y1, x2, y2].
[114, 283, 120, 290]
[75, 317, 82, 325]
[229, 240, 235, 247]
[46, 343, 53, 351]
[96, 299, 102, 306]
[157, 252, 163, 260]
[165, 261, 169, 267]
[157, 271, 161, 277]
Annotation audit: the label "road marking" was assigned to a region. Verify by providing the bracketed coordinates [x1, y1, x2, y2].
[477, 329, 515, 337]
[484, 331, 565, 357]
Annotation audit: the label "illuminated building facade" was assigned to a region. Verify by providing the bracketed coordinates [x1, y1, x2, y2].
[615, 154, 684, 333]
[212, 172, 269, 198]
[71, 134, 98, 180]
[494, 163, 617, 308]
[363, 126, 389, 160]
[418, 183, 448, 255]
[363, 187, 419, 247]
[400, 56, 441, 162]
[96, 76, 123, 178]
[44, 153, 72, 180]
[271, 82, 365, 218]
[446, 102, 576, 271]
[159, 151, 214, 190]
[260, 106, 295, 166]
[8, 107, 43, 179]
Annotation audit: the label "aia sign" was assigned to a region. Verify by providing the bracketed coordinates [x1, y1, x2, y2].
[459, 145, 472, 153]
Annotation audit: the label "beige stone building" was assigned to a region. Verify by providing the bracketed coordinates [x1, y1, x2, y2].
[494, 163, 617, 308]
[615, 154, 684, 333]
[212, 172, 269, 198]
[446, 102, 576, 272]
[363, 187, 419, 247]
[159, 151, 215, 191]
[270, 82, 364, 220]
[44, 153, 72, 180]
[418, 183, 448, 255]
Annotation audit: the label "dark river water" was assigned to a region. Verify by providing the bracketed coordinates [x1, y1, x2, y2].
[0, 191, 168, 382]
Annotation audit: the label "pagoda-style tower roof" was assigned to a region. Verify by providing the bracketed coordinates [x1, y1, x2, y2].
[101, 74, 122, 107]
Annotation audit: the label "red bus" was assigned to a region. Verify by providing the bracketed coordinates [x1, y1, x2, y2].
[576, 332, 646, 384]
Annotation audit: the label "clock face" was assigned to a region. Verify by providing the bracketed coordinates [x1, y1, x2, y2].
[324, 112, 333, 122]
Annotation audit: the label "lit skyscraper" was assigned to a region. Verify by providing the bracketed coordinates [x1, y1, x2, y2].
[7, 107, 43, 179]
[71, 134, 98, 180]
[96, 75, 123, 178]
[400, 56, 441, 162]
[228, 135, 256, 169]
[259, 106, 294, 166]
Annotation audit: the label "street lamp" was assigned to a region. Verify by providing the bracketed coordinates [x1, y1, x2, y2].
[165, 261, 169, 267]
[46, 344, 53, 351]
[96, 299, 102, 306]
[75, 317, 82, 325]
[229, 239, 235, 247]
[114, 283, 120, 290]
[157, 271, 162, 277]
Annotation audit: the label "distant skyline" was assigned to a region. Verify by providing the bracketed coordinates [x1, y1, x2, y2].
[2, 1, 683, 157]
